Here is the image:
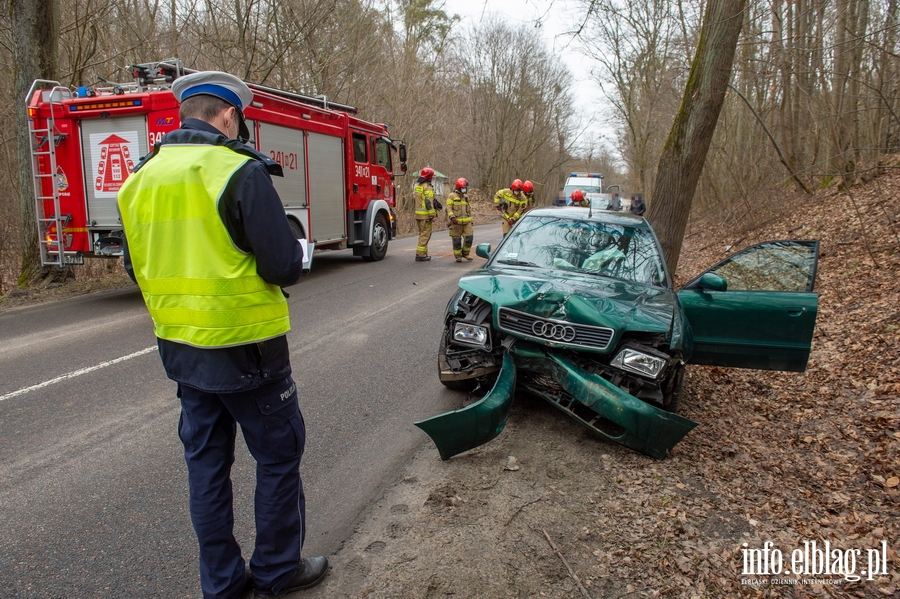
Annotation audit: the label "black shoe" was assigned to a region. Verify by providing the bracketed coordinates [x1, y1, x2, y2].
[226, 567, 254, 599]
[415, 256, 432, 262]
[254, 557, 329, 596]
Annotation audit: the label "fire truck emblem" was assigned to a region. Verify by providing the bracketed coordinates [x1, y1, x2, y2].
[90, 132, 138, 197]
[55, 166, 69, 192]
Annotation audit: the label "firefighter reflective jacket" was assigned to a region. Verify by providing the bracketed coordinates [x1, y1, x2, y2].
[494, 188, 528, 220]
[118, 144, 290, 348]
[414, 181, 436, 220]
[446, 192, 472, 224]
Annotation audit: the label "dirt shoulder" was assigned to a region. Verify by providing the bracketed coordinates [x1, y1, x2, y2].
[0, 272, 134, 314]
[309, 176, 900, 598]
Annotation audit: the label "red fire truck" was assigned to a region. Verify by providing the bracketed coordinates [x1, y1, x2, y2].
[26, 60, 408, 269]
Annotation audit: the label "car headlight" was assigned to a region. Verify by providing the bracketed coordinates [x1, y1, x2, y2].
[611, 348, 666, 379]
[453, 322, 489, 348]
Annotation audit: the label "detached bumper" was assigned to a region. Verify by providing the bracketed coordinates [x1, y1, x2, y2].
[415, 352, 516, 460]
[418, 348, 697, 460]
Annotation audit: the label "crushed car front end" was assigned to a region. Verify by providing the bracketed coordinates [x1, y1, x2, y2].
[419, 210, 699, 459]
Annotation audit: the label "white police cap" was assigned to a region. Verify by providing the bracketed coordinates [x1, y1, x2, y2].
[172, 71, 253, 112]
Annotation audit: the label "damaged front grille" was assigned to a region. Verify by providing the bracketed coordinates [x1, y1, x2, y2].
[521, 373, 627, 438]
[498, 307, 614, 351]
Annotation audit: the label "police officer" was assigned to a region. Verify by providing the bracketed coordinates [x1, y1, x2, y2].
[117, 71, 328, 599]
[570, 189, 588, 207]
[414, 167, 437, 261]
[494, 179, 528, 236]
[446, 177, 474, 262]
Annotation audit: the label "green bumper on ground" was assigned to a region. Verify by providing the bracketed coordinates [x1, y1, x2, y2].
[415, 352, 516, 460]
[417, 348, 697, 460]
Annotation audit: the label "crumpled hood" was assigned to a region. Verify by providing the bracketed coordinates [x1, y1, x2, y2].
[458, 269, 675, 341]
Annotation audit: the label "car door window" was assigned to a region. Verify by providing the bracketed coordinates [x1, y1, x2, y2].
[700, 240, 819, 292]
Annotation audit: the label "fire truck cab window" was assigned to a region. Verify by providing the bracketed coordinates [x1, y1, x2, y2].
[352, 133, 367, 163]
[374, 138, 391, 168]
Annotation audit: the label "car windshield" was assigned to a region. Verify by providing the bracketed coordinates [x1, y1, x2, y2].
[493, 215, 667, 286]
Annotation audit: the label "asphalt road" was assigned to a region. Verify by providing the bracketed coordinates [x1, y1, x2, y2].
[0, 222, 503, 599]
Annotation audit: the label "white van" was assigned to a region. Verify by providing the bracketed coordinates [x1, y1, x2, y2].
[555, 173, 606, 206]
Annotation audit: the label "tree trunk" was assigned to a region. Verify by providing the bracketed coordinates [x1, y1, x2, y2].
[646, 0, 748, 274]
[12, 0, 58, 286]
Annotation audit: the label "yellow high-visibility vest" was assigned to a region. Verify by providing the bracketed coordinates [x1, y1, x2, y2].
[118, 144, 290, 348]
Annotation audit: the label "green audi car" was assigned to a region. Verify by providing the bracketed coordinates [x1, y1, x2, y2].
[415, 207, 819, 459]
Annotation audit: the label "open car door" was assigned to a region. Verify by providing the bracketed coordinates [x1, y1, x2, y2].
[677, 240, 819, 372]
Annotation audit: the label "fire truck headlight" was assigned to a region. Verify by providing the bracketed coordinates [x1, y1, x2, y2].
[452, 322, 489, 348]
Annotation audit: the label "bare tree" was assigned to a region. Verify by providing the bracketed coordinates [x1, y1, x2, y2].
[458, 19, 576, 194]
[11, 0, 59, 285]
[647, 0, 747, 272]
[576, 0, 699, 198]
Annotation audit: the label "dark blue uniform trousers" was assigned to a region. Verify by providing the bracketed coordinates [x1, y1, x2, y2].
[177, 377, 306, 599]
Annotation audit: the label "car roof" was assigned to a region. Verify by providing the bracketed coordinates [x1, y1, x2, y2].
[524, 206, 652, 229]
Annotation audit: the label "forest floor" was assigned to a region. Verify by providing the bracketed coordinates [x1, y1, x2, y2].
[2, 176, 898, 598]
[308, 172, 900, 599]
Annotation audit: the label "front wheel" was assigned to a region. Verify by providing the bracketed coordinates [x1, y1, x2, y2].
[362, 213, 389, 262]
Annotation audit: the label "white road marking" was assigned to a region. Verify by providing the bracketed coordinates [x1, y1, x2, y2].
[0, 346, 157, 403]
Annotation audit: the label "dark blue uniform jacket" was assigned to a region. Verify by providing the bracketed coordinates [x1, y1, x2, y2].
[123, 119, 304, 392]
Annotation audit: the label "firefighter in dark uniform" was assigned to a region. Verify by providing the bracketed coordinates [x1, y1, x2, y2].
[494, 178, 528, 236]
[413, 167, 437, 261]
[446, 177, 474, 262]
[117, 71, 328, 599]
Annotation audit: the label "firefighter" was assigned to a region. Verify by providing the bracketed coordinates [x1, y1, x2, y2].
[522, 180, 535, 210]
[414, 167, 437, 261]
[446, 177, 474, 262]
[570, 189, 588, 207]
[494, 178, 528, 235]
[117, 71, 328, 599]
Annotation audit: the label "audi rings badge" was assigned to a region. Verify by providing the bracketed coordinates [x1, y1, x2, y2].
[531, 321, 577, 342]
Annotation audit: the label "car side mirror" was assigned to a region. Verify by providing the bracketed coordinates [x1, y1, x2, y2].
[475, 243, 491, 260]
[698, 272, 727, 291]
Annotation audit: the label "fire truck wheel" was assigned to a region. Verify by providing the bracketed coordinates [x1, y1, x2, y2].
[288, 218, 305, 241]
[363, 213, 389, 262]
